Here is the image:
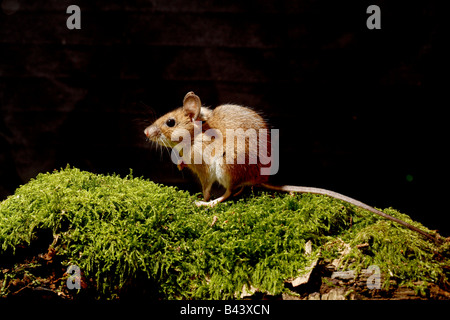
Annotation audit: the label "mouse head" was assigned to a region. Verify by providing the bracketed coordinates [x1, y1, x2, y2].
[144, 92, 210, 148]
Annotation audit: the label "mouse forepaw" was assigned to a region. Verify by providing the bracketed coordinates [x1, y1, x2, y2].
[177, 159, 187, 171]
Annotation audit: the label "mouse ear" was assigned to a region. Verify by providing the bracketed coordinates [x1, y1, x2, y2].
[183, 92, 201, 121]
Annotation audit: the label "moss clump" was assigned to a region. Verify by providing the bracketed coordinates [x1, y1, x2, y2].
[0, 166, 448, 299]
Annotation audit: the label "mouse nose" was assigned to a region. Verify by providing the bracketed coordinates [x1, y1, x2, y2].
[144, 126, 159, 139]
[144, 127, 151, 138]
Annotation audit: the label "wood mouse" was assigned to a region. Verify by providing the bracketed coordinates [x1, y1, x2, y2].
[144, 92, 441, 243]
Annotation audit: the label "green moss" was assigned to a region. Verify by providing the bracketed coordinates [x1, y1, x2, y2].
[0, 166, 448, 299]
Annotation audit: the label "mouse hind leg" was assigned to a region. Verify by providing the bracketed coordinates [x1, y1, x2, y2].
[232, 186, 245, 197]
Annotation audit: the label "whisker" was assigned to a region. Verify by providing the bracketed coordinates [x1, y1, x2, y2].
[163, 144, 172, 160]
[158, 138, 164, 161]
[161, 145, 164, 161]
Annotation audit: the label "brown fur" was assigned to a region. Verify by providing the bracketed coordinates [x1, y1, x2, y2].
[144, 92, 270, 204]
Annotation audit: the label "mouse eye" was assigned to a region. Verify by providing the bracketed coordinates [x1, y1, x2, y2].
[166, 118, 176, 127]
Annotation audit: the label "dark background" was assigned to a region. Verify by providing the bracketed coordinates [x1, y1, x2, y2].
[1, 0, 448, 235]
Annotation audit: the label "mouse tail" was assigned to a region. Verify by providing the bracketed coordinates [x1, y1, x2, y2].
[260, 183, 441, 244]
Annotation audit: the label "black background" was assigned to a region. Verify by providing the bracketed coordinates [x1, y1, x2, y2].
[1, 0, 448, 235]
